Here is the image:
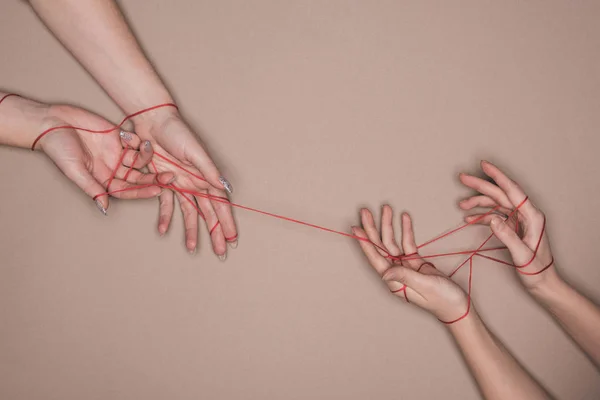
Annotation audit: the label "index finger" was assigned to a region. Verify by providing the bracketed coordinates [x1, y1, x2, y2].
[352, 226, 390, 275]
[400, 213, 425, 270]
[481, 161, 538, 218]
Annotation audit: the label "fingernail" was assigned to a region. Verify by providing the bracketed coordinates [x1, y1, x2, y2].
[229, 240, 238, 249]
[219, 177, 233, 194]
[188, 245, 196, 255]
[119, 130, 133, 142]
[218, 253, 227, 261]
[490, 217, 503, 230]
[95, 200, 107, 216]
[144, 140, 152, 152]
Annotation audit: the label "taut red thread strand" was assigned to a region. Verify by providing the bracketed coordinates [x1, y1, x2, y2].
[1, 95, 552, 324]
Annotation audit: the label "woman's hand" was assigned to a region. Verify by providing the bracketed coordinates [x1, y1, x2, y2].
[27, 0, 239, 258]
[458, 161, 557, 291]
[352, 206, 469, 322]
[39, 104, 174, 214]
[132, 109, 238, 259]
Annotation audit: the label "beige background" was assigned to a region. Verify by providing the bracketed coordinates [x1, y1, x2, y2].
[1, 1, 599, 399]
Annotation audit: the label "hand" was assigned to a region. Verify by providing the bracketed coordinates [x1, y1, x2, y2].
[458, 161, 557, 291]
[39, 104, 174, 214]
[133, 110, 238, 258]
[352, 206, 469, 322]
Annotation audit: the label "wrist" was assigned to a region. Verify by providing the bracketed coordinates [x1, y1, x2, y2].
[35, 105, 72, 153]
[131, 102, 180, 133]
[526, 268, 567, 306]
[446, 307, 482, 336]
[0, 94, 51, 149]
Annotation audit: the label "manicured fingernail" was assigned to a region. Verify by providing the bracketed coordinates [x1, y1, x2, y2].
[95, 200, 107, 216]
[229, 240, 238, 249]
[119, 130, 132, 142]
[219, 177, 233, 194]
[144, 140, 152, 152]
[218, 253, 227, 261]
[188, 244, 196, 254]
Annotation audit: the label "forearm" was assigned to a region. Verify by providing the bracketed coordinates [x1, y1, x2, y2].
[448, 311, 549, 400]
[29, 0, 174, 117]
[0, 93, 49, 149]
[530, 271, 600, 367]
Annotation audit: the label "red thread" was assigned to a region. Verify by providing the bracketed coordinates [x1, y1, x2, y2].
[209, 221, 220, 235]
[30, 103, 178, 150]
[0, 93, 20, 105]
[122, 151, 139, 182]
[3, 95, 553, 325]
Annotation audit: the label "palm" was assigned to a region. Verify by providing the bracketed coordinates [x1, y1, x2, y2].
[39, 104, 166, 212]
[459, 161, 556, 290]
[43, 106, 129, 185]
[131, 114, 238, 258]
[353, 206, 469, 322]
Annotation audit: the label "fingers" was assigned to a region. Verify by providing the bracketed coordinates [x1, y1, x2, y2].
[207, 186, 238, 248]
[490, 216, 534, 265]
[381, 205, 401, 257]
[158, 190, 174, 236]
[382, 266, 431, 295]
[458, 195, 512, 215]
[464, 213, 518, 231]
[119, 168, 174, 186]
[119, 129, 140, 149]
[400, 213, 423, 269]
[121, 140, 154, 169]
[187, 141, 232, 193]
[195, 193, 227, 260]
[106, 169, 175, 200]
[480, 161, 526, 205]
[480, 161, 539, 219]
[106, 178, 161, 199]
[352, 226, 389, 275]
[459, 173, 513, 210]
[66, 161, 110, 215]
[176, 192, 200, 254]
[360, 208, 388, 257]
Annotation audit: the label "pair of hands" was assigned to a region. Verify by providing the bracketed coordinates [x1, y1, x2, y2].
[353, 161, 556, 322]
[39, 103, 238, 258]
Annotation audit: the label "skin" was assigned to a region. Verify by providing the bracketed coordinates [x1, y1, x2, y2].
[354, 161, 600, 397]
[0, 92, 174, 210]
[353, 207, 550, 399]
[460, 161, 600, 368]
[28, 0, 238, 258]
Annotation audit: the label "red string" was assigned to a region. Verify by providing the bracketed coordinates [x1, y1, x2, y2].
[0, 93, 20, 105]
[30, 103, 178, 150]
[2, 95, 552, 324]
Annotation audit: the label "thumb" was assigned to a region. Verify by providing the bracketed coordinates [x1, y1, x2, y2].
[490, 216, 532, 265]
[382, 266, 431, 293]
[65, 162, 109, 215]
